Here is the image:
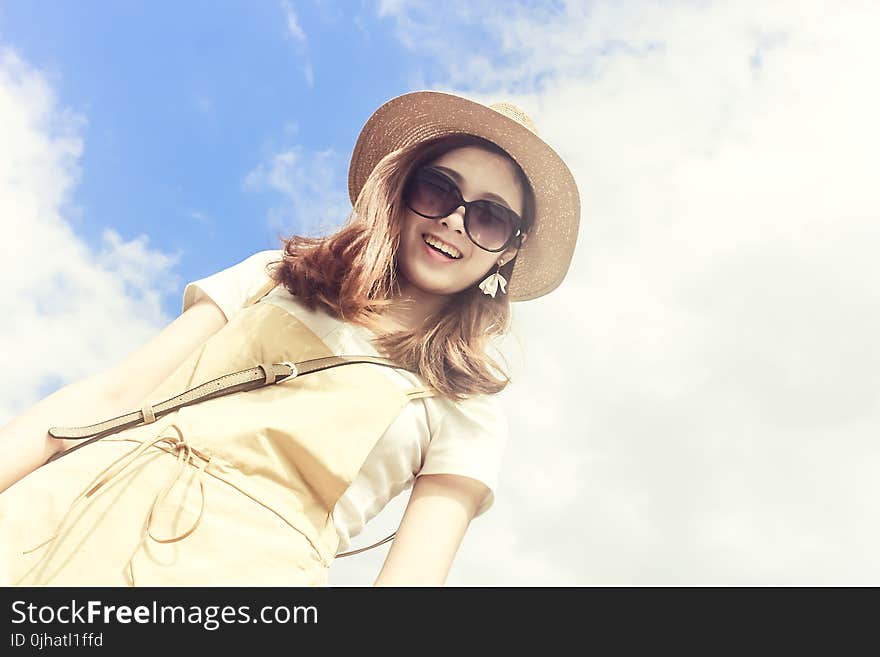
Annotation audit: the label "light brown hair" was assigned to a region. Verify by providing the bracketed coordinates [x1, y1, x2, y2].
[267, 133, 535, 400]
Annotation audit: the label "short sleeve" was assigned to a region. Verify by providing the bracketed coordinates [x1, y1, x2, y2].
[181, 249, 283, 321]
[416, 392, 509, 519]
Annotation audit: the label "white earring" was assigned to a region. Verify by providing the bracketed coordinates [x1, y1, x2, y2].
[479, 261, 508, 298]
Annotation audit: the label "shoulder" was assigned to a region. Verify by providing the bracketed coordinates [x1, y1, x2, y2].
[428, 391, 508, 441]
[181, 249, 283, 320]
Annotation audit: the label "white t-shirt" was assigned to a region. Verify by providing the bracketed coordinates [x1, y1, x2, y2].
[180, 249, 508, 552]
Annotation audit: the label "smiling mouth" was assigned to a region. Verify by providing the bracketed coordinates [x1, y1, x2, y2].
[422, 233, 462, 259]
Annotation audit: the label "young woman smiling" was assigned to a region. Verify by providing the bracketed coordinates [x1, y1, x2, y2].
[0, 90, 581, 587]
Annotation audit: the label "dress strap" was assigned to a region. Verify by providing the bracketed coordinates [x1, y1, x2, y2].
[244, 277, 278, 307]
[406, 386, 438, 400]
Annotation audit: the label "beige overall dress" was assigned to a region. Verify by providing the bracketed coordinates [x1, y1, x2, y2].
[0, 280, 435, 586]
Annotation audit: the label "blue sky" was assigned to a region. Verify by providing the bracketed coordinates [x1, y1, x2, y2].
[0, 1, 453, 317]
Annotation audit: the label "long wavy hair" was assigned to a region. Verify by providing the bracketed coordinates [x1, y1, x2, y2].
[267, 133, 536, 400]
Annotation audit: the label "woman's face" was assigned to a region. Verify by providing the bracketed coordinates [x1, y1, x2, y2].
[397, 145, 527, 298]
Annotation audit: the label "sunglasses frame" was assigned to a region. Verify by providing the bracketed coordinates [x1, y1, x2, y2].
[403, 166, 526, 253]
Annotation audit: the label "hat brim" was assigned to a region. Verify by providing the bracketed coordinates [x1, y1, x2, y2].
[348, 90, 581, 302]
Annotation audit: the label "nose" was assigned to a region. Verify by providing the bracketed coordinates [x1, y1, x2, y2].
[440, 205, 466, 234]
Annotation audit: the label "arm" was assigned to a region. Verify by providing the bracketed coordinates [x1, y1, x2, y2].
[373, 473, 490, 586]
[0, 298, 228, 493]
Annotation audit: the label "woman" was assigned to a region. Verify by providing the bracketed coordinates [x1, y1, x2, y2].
[0, 90, 580, 586]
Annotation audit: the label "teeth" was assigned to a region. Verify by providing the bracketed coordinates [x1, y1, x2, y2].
[423, 234, 462, 259]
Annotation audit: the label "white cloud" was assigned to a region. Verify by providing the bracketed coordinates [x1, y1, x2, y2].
[279, 1, 314, 85]
[351, 0, 880, 585]
[0, 47, 179, 423]
[281, 0, 308, 44]
[188, 209, 210, 224]
[242, 144, 352, 236]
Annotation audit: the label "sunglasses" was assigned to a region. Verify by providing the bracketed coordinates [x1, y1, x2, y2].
[402, 166, 525, 253]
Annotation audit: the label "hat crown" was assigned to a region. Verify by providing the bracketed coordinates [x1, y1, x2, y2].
[489, 103, 538, 135]
[488, 102, 539, 135]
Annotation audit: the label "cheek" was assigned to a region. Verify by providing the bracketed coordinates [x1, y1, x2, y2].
[398, 214, 421, 259]
[467, 251, 500, 279]
[448, 251, 499, 293]
[396, 214, 428, 278]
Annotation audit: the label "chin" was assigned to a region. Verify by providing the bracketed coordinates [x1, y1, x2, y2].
[407, 275, 458, 296]
[399, 263, 463, 297]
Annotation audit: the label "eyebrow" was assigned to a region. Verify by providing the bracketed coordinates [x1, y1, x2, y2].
[429, 165, 515, 211]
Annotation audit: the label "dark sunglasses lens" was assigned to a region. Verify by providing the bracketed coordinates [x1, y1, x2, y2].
[404, 168, 519, 251]
[404, 171, 457, 217]
[466, 202, 517, 251]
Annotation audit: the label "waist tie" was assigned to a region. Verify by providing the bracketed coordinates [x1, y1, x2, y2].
[21, 425, 211, 587]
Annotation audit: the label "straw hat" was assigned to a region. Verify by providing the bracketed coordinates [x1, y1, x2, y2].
[347, 90, 581, 302]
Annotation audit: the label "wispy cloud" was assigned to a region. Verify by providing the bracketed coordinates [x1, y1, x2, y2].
[281, 0, 308, 44]
[242, 144, 352, 236]
[0, 47, 180, 422]
[280, 0, 314, 87]
[353, 0, 880, 585]
[187, 209, 210, 224]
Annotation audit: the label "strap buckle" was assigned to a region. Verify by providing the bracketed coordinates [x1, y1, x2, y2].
[277, 361, 299, 383]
